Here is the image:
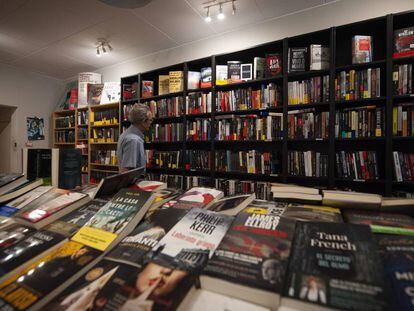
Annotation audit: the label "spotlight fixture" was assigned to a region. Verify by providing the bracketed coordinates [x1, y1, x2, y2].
[205, 7, 212, 22]
[96, 38, 113, 57]
[203, 0, 236, 22]
[217, 4, 225, 20]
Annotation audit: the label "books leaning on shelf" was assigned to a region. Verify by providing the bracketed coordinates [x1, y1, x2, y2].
[143, 96, 183, 117]
[392, 151, 414, 182]
[186, 118, 211, 141]
[393, 26, 414, 58]
[335, 150, 379, 181]
[392, 63, 413, 95]
[186, 92, 212, 114]
[335, 68, 381, 100]
[146, 150, 181, 169]
[288, 109, 329, 140]
[288, 151, 328, 178]
[147, 123, 183, 142]
[288, 75, 329, 105]
[335, 106, 384, 138]
[392, 103, 414, 137]
[352, 35, 373, 64]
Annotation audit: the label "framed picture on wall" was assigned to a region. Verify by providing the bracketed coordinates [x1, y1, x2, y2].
[27, 117, 45, 141]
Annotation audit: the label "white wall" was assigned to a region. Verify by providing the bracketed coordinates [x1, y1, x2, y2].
[0, 64, 64, 173]
[95, 0, 414, 82]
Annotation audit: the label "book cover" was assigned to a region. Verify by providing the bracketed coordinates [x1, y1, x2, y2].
[253, 57, 266, 79]
[309, 45, 330, 70]
[78, 72, 102, 108]
[227, 61, 242, 82]
[376, 235, 414, 311]
[0, 173, 24, 188]
[352, 35, 373, 64]
[0, 224, 34, 252]
[241, 63, 253, 81]
[394, 26, 414, 58]
[283, 222, 387, 311]
[288, 47, 308, 72]
[265, 53, 282, 77]
[142, 80, 154, 98]
[131, 180, 167, 192]
[100, 82, 120, 105]
[216, 65, 228, 85]
[87, 83, 104, 106]
[0, 179, 45, 211]
[204, 206, 296, 294]
[149, 208, 233, 274]
[24, 148, 52, 184]
[163, 187, 223, 210]
[200, 67, 212, 88]
[207, 194, 254, 216]
[0, 241, 101, 311]
[344, 210, 414, 236]
[17, 190, 86, 224]
[169, 71, 184, 93]
[106, 208, 188, 268]
[52, 148, 82, 190]
[158, 75, 170, 95]
[72, 189, 153, 251]
[187, 71, 201, 89]
[282, 203, 343, 223]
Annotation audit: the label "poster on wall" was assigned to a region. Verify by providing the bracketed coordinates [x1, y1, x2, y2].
[27, 117, 45, 141]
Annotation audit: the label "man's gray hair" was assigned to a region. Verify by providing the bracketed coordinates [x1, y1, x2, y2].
[128, 103, 150, 124]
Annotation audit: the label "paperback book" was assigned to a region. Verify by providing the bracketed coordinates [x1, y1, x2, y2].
[162, 187, 224, 209]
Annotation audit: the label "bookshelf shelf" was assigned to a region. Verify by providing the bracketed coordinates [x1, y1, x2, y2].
[90, 123, 120, 128]
[153, 116, 183, 123]
[287, 138, 328, 142]
[335, 59, 386, 71]
[90, 168, 119, 174]
[334, 178, 386, 184]
[90, 102, 120, 110]
[392, 136, 414, 140]
[147, 167, 183, 174]
[121, 98, 139, 104]
[90, 142, 118, 145]
[90, 163, 118, 168]
[54, 127, 75, 130]
[120, 10, 414, 195]
[54, 142, 75, 145]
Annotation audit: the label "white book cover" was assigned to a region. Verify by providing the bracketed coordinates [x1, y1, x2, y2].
[150, 208, 233, 273]
[78, 72, 101, 108]
[100, 82, 120, 105]
[216, 65, 228, 82]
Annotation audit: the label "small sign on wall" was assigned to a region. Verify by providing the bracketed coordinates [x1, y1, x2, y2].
[27, 117, 45, 141]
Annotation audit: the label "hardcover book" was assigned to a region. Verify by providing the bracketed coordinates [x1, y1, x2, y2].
[100, 82, 120, 105]
[169, 71, 184, 93]
[343, 210, 414, 236]
[227, 61, 242, 82]
[87, 83, 104, 106]
[149, 208, 233, 273]
[352, 35, 373, 64]
[202, 204, 296, 309]
[394, 26, 414, 58]
[282, 222, 387, 311]
[254, 57, 266, 79]
[288, 47, 308, 72]
[188, 71, 201, 89]
[142, 80, 154, 98]
[0, 241, 102, 311]
[162, 187, 224, 210]
[241, 63, 253, 81]
[216, 65, 228, 85]
[200, 67, 212, 88]
[72, 188, 154, 251]
[158, 75, 170, 95]
[376, 235, 414, 311]
[309, 45, 330, 70]
[78, 72, 101, 108]
[265, 53, 282, 77]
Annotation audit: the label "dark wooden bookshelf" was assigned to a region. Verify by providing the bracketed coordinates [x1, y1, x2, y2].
[119, 10, 414, 196]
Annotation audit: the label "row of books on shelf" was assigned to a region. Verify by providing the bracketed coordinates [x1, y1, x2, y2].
[55, 130, 75, 143]
[335, 105, 384, 138]
[90, 108, 119, 125]
[215, 150, 281, 175]
[335, 150, 379, 181]
[288, 109, 329, 140]
[91, 150, 117, 166]
[393, 63, 413, 95]
[91, 128, 119, 143]
[216, 112, 283, 141]
[288, 150, 328, 178]
[335, 68, 381, 101]
[393, 151, 414, 182]
[146, 123, 184, 142]
[55, 115, 75, 128]
[393, 103, 414, 137]
[287, 75, 329, 105]
[77, 128, 88, 140]
[146, 150, 211, 171]
[77, 110, 88, 125]
[217, 84, 281, 111]
[144, 96, 184, 117]
[1, 167, 414, 311]
[186, 119, 211, 141]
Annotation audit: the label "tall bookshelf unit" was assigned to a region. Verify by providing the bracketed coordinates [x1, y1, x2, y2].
[119, 10, 413, 196]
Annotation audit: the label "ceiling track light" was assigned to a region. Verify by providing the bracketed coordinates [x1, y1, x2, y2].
[203, 0, 236, 22]
[96, 38, 113, 57]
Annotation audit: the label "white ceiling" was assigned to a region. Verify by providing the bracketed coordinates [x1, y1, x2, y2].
[0, 0, 337, 80]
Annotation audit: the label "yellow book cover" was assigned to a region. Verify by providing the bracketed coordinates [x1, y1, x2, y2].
[169, 71, 183, 93]
[158, 75, 169, 95]
[392, 107, 397, 135]
[215, 79, 228, 85]
[72, 226, 117, 251]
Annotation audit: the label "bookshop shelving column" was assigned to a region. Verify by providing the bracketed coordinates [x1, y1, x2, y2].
[53, 110, 76, 148]
[88, 103, 120, 184]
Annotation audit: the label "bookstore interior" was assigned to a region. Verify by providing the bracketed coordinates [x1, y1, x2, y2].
[1, 0, 414, 310]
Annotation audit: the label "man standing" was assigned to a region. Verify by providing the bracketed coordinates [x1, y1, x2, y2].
[117, 103, 153, 172]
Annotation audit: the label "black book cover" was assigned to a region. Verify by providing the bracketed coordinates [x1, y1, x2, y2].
[0, 229, 67, 278]
[376, 235, 414, 311]
[26, 148, 52, 184]
[0, 224, 34, 252]
[106, 208, 188, 268]
[227, 61, 242, 81]
[204, 205, 295, 293]
[58, 149, 82, 190]
[289, 47, 308, 72]
[284, 222, 387, 311]
[0, 241, 101, 311]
